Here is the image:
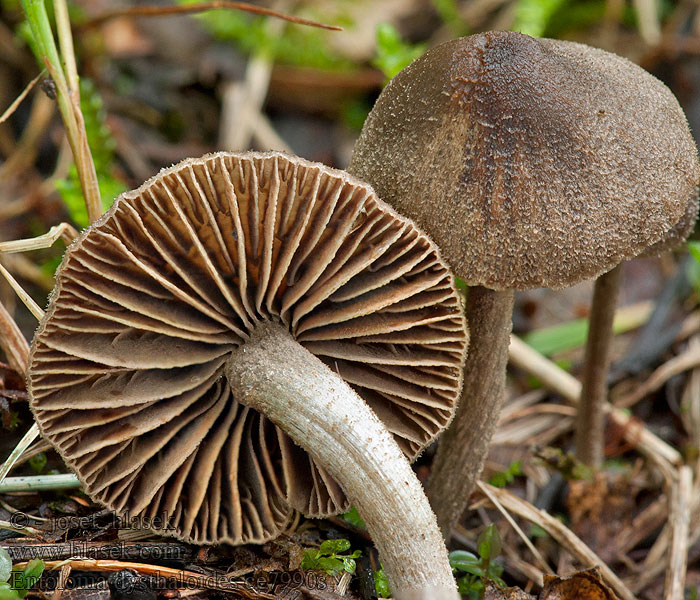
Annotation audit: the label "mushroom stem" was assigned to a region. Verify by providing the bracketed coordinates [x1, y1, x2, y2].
[225, 321, 459, 600]
[427, 287, 514, 537]
[576, 263, 622, 466]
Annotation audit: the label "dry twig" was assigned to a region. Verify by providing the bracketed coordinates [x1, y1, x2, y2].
[14, 559, 275, 600]
[0, 300, 29, 374]
[0, 223, 78, 253]
[83, 2, 342, 31]
[617, 343, 700, 408]
[0, 70, 45, 125]
[664, 466, 692, 600]
[477, 483, 639, 600]
[0, 261, 44, 321]
[508, 335, 682, 468]
[476, 481, 554, 576]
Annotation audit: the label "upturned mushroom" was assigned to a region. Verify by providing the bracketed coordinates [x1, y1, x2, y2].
[348, 31, 699, 534]
[27, 152, 468, 598]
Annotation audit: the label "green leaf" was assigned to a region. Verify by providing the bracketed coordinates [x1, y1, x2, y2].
[342, 506, 366, 530]
[300, 551, 320, 571]
[0, 584, 20, 600]
[522, 300, 651, 357]
[16, 560, 44, 598]
[10, 560, 44, 599]
[175, 0, 353, 70]
[688, 241, 700, 264]
[374, 567, 391, 598]
[371, 23, 426, 81]
[28, 453, 46, 475]
[513, 0, 569, 36]
[341, 557, 357, 574]
[316, 556, 344, 576]
[0, 548, 12, 583]
[457, 574, 484, 598]
[487, 561, 505, 582]
[319, 538, 350, 554]
[300, 538, 360, 577]
[488, 460, 522, 488]
[449, 550, 486, 578]
[430, 0, 468, 35]
[21, 560, 44, 582]
[477, 524, 502, 561]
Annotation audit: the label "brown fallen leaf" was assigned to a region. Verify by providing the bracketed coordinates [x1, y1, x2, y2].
[540, 567, 619, 600]
[483, 581, 535, 599]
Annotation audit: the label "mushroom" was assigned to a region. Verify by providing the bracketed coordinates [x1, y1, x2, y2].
[348, 31, 699, 534]
[27, 152, 468, 598]
[577, 192, 698, 467]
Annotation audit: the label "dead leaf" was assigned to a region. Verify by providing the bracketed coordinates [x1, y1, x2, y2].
[540, 567, 619, 600]
[483, 581, 535, 599]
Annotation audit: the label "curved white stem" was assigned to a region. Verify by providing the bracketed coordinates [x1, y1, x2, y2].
[226, 322, 458, 599]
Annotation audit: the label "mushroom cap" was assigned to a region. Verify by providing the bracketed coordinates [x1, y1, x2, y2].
[27, 152, 468, 545]
[639, 188, 698, 258]
[349, 31, 700, 290]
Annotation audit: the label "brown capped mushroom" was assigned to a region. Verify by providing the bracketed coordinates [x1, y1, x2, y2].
[576, 192, 698, 467]
[27, 152, 467, 598]
[348, 31, 699, 534]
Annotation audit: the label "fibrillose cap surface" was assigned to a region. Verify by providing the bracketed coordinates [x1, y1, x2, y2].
[27, 152, 467, 545]
[349, 31, 700, 290]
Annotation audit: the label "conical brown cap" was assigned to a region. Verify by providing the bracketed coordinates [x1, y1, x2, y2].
[349, 31, 700, 290]
[27, 152, 467, 545]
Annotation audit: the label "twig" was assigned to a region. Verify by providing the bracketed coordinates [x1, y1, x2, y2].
[0, 300, 29, 374]
[0, 223, 79, 253]
[508, 335, 682, 467]
[0, 520, 43, 537]
[633, 0, 662, 45]
[616, 344, 700, 408]
[0, 93, 55, 179]
[52, 564, 72, 600]
[476, 481, 554, 576]
[252, 113, 292, 153]
[477, 483, 639, 600]
[21, 0, 102, 223]
[82, 1, 342, 31]
[0, 424, 40, 485]
[218, 7, 284, 151]
[0, 473, 80, 493]
[0, 70, 45, 125]
[53, 0, 79, 95]
[13, 559, 275, 600]
[664, 466, 692, 600]
[0, 261, 45, 321]
[617, 494, 669, 555]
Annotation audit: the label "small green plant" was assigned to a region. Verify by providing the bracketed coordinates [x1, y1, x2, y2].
[686, 585, 698, 600]
[488, 460, 522, 488]
[513, 0, 569, 36]
[28, 452, 47, 475]
[374, 566, 391, 598]
[535, 447, 594, 481]
[342, 506, 366, 530]
[371, 23, 426, 81]
[0, 547, 45, 599]
[430, 0, 468, 36]
[450, 525, 505, 600]
[176, 0, 353, 70]
[687, 241, 700, 297]
[300, 539, 361, 576]
[55, 78, 125, 228]
[20, 0, 102, 224]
